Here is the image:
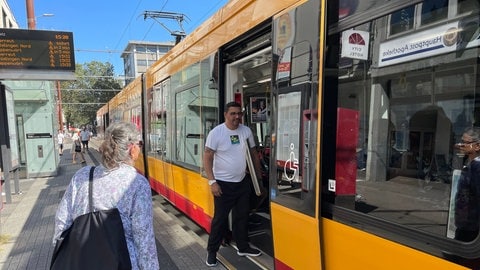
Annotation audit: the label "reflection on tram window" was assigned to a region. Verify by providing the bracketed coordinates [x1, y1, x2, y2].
[458, 0, 480, 14]
[331, 0, 480, 240]
[421, 0, 449, 25]
[390, 6, 414, 35]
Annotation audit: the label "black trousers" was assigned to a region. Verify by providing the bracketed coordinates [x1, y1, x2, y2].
[207, 177, 251, 252]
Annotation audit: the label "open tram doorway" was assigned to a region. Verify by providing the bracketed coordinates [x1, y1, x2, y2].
[226, 46, 272, 211]
[221, 26, 275, 263]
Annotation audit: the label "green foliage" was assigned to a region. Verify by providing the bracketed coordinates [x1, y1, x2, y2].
[61, 61, 121, 128]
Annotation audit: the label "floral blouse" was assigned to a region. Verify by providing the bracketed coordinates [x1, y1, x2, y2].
[53, 164, 159, 270]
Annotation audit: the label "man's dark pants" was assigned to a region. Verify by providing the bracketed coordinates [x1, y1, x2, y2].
[207, 177, 251, 253]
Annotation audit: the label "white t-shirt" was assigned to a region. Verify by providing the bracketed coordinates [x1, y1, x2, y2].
[80, 130, 90, 141]
[57, 133, 64, 144]
[205, 123, 255, 182]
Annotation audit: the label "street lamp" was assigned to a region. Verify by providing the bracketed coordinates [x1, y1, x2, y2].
[34, 13, 54, 29]
[37, 13, 54, 19]
[27, 12, 54, 29]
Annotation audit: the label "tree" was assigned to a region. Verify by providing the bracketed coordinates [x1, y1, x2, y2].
[61, 61, 121, 128]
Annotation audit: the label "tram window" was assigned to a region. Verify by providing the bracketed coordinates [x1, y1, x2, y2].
[389, 72, 432, 98]
[291, 41, 312, 84]
[328, 1, 480, 244]
[435, 67, 475, 95]
[172, 57, 218, 169]
[175, 87, 203, 167]
[270, 1, 319, 217]
[149, 86, 162, 154]
[270, 83, 317, 216]
[148, 80, 170, 158]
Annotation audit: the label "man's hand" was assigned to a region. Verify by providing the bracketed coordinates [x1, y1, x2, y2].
[210, 182, 222, 197]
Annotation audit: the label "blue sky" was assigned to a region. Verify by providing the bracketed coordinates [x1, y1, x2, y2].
[7, 0, 228, 76]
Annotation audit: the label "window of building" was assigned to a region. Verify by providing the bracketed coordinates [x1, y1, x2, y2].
[146, 46, 157, 53]
[137, 60, 148, 67]
[390, 6, 415, 35]
[135, 45, 146, 55]
[421, 0, 449, 25]
[457, 0, 480, 14]
[158, 46, 170, 53]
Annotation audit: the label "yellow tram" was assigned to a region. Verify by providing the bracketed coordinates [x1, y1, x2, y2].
[97, 0, 480, 268]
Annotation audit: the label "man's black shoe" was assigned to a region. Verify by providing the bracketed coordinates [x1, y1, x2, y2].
[206, 251, 217, 267]
[237, 247, 261, 257]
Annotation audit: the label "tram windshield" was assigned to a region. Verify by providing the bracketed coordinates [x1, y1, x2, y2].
[329, 0, 480, 241]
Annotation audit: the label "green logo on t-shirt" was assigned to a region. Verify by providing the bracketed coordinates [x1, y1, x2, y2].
[230, 135, 240, 144]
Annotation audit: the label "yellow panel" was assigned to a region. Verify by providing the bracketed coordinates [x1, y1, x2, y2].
[147, 156, 166, 187]
[272, 202, 468, 269]
[133, 153, 145, 175]
[271, 202, 321, 269]
[145, 157, 214, 217]
[170, 165, 214, 216]
[321, 219, 468, 270]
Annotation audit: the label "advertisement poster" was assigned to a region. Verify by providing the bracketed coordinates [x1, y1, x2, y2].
[250, 97, 268, 123]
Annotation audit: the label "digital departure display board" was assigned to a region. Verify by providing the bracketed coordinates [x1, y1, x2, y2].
[0, 28, 75, 71]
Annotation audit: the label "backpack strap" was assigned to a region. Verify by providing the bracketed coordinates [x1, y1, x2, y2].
[88, 166, 96, 212]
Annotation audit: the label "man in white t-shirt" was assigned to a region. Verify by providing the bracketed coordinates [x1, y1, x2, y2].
[204, 102, 263, 267]
[57, 129, 65, 156]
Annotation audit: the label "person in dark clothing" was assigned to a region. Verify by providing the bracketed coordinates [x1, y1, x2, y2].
[454, 127, 480, 242]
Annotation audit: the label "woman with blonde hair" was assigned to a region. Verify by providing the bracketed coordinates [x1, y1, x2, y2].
[53, 122, 159, 269]
[71, 132, 85, 164]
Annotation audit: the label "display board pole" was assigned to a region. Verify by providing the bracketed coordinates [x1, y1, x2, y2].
[0, 83, 12, 203]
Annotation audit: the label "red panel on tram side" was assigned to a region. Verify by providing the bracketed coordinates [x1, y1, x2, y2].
[274, 258, 294, 270]
[172, 191, 212, 233]
[150, 176, 167, 197]
[335, 108, 359, 195]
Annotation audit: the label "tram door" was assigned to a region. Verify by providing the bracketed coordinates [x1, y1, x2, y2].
[225, 47, 272, 196]
[223, 29, 274, 257]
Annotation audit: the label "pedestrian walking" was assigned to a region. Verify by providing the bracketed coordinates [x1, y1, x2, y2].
[53, 122, 159, 269]
[71, 132, 86, 164]
[57, 129, 65, 156]
[80, 126, 91, 152]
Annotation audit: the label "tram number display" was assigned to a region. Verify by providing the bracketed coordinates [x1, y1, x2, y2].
[0, 28, 75, 71]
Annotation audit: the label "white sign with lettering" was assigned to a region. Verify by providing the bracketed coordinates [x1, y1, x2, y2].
[341, 29, 370, 61]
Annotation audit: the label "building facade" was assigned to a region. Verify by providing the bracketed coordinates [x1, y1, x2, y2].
[121, 41, 174, 85]
[0, 0, 17, 28]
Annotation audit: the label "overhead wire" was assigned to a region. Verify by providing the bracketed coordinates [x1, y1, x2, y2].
[74, 0, 228, 72]
[112, 0, 145, 56]
[140, 0, 171, 42]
